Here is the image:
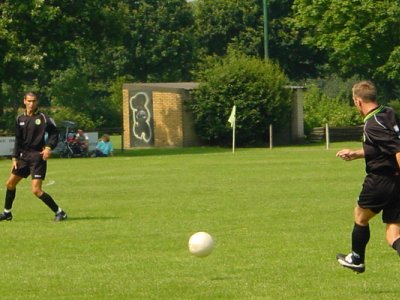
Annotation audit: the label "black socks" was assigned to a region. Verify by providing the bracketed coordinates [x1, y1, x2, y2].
[38, 192, 59, 213]
[5, 189, 16, 210]
[392, 238, 400, 255]
[352, 223, 370, 263]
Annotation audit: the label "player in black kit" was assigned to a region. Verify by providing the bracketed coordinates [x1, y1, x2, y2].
[336, 81, 400, 273]
[0, 92, 67, 222]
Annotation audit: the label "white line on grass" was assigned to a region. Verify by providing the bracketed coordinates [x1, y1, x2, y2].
[0, 179, 55, 191]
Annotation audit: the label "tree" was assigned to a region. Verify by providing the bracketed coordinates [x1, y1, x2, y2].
[303, 85, 361, 134]
[292, 0, 400, 98]
[269, 0, 326, 80]
[190, 51, 291, 146]
[0, 0, 196, 132]
[0, 0, 130, 128]
[125, 0, 195, 82]
[193, 0, 263, 57]
[193, 0, 324, 81]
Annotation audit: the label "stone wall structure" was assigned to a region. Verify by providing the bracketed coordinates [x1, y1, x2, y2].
[122, 82, 199, 148]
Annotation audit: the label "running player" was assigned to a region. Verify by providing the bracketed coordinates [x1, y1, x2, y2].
[336, 81, 400, 273]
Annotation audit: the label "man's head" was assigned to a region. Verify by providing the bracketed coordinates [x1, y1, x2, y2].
[23, 92, 38, 115]
[352, 81, 377, 116]
[352, 81, 377, 102]
[102, 134, 110, 142]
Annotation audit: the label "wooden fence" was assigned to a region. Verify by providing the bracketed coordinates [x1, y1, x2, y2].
[308, 125, 363, 142]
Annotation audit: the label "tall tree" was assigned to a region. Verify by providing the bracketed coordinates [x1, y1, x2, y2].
[292, 0, 400, 98]
[193, 0, 263, 57]
[269, 0, 326, 80]
[0, 0, 196, 131]
[125, 0, 195, 82]
[193, 0, 323, 80]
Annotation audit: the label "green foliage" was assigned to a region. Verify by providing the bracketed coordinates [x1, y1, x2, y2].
[190, 51, 291, 146]
[193, 0, 262, 57]
[51, 106, 98, 130]
[48, 69, 91, 110]
[3, 0, 400, 135]
[0, 0, 196, 132]
[270, 0, 326, 80]
[127, 0, 196, 82]
[193, 0, 322, 80]
[303, 85, 362, 134]
[292, 0, 400, 98]
[388, 99, 400, 119]
[0, 110, 16, 135]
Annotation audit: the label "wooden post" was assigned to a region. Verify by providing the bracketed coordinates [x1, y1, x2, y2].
[325, 123, 330, 150]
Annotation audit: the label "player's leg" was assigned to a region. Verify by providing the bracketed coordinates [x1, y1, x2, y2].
[31, 179, 67, 221]
[31, 156, 67, 221]
[386, 223, 400, 255]
[0, 174, 23, 221]
[351, 205, 376, 260]
[336, 205, 376, 273]
[386, 180, 400, 254]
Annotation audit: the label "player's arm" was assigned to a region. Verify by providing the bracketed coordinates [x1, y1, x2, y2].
[41, 117, 59, 160]
[12, 116, 22, 169]
[45, 117, 59, 149]
[396, 152, 400, 170]
[336, 149, 365, 161]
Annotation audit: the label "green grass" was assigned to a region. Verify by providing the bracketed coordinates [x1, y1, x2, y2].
[0, 143, 399, 299]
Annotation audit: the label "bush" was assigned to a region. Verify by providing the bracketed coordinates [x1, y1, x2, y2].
[190, 51, 291, 146]
[303, 85, 362, 134]
[388, 100, 400, 119]
[50, 106, 98, 130]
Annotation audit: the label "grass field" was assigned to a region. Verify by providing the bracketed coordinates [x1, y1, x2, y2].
[0, 143, 399, 299]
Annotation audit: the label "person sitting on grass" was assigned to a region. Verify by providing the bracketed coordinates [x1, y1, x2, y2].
[76, 128, 89, 154]
[92, 134, 114, 157]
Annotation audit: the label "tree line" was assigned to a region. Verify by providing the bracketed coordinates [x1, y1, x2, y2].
[1, 0, 399, 140]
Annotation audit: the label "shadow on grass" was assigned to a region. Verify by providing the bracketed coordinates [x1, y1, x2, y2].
[66, 216, 119, 221]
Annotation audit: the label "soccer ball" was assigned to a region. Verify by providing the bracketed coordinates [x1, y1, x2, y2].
[188, 232, 214, 257]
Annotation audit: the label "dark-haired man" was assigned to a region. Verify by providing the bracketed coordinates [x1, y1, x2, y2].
[0, 92, 67, 222]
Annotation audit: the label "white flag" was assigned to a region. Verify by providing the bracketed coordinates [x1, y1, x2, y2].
[228, 105, 236, 127]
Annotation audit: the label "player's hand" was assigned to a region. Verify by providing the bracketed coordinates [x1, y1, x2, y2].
[41, 147, 52, 160]
[336, 149, 354, 161]
[11, 160, 18, 171]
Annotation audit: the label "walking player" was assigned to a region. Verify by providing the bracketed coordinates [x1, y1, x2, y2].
[0, 92, 67, 222]
[336, 81, 400, 273]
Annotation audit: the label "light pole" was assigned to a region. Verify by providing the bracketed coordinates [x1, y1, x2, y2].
[263, 0, 269, 59]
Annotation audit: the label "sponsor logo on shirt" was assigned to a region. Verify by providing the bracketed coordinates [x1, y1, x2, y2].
[19, 122, 25, 126]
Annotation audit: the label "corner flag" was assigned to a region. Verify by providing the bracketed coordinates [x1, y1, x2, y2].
[228, 105, 236, 127]
[228, 105, 236, 153]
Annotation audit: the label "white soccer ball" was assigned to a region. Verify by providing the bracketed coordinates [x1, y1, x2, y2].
[188, 232, 214, 257]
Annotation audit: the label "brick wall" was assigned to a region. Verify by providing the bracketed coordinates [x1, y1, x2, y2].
[152, 92, 183, 147]
[122, 88, 131, 149]
[122, 83, 200, 148]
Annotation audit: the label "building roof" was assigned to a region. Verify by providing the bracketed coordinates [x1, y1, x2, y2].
[123, 82, 199, 92]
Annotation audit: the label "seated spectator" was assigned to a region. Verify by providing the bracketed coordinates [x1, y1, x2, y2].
[76, 128, 89, 154]
[66, 132, 77, 144]
[92, 134, 114, 157]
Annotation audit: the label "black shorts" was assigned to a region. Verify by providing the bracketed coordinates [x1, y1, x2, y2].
[358, 173, 400, 223]
[12, 151, 47, 180]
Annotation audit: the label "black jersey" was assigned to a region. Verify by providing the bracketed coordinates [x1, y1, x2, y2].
[363, 105, 400, 175]
[13, 110, 59, 158]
